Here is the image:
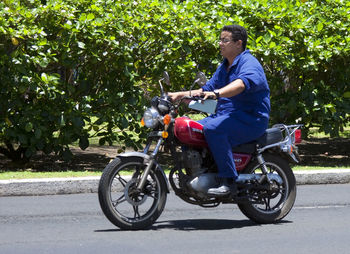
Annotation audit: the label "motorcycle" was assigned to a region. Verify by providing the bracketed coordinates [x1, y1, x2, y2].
[98, 71, 303, 230]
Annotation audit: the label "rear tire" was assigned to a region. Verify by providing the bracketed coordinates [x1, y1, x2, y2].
[98, 156, 167, 230]
[237, 154, 296, 224]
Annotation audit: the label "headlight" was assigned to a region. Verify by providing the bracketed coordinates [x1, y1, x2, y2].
[143, 107, 160, 128]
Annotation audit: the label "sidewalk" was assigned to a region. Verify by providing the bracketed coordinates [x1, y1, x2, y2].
[1, 169, 350, 196]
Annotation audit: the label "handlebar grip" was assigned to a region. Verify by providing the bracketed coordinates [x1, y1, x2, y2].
[183, 95, 216, 101]
[182, 95, 202, 100]
[192, 95, 204, 100]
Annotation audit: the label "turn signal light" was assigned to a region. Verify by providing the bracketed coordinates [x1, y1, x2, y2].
[141, 117, 145, 126]
[163, 114, 171, 125]
[162, 131, 169, 138]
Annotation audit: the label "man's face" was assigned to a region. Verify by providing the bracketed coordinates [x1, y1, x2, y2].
[219, 31, 242, 59]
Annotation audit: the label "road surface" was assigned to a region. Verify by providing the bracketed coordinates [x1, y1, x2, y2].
[1, 184, 350, 254]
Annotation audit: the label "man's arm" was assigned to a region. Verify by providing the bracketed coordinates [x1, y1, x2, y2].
[168, 88, 203, 101]
[202, 79, 245, 100]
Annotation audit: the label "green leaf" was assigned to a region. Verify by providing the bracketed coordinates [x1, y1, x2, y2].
[25, 122, 33, 132]
[34, 128, 42, 139]
[325, 104, 336, 113]
[99, 137, 106, 146]
[79, 137, 89, 150]
[317, 23, 324, 32]
[77, 41, 85, 49]
[41, 73, 48, 83]
[60, 114, 65, 127]
[263, 33, 271, 43]
[269, 41, 276, 48]
[87, 13, 95, 21]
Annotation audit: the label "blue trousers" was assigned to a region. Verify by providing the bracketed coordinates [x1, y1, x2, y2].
[198, 112, 268, 179]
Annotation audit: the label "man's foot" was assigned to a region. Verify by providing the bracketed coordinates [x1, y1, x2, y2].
[207, 177, 237, 197]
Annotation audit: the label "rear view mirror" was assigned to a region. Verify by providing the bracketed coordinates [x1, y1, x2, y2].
[195, 72, 207, 87]
[163, 71, 170, 86]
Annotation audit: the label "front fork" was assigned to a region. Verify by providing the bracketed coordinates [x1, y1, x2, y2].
[136, 137, 164, 190]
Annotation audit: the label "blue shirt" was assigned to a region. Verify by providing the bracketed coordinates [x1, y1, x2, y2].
[202, 50, 270, 123]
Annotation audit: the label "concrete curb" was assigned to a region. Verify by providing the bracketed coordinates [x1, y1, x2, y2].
[294, 169, 350, 185]
[0, 177, 100, 197]
[1, 170, 350, 196]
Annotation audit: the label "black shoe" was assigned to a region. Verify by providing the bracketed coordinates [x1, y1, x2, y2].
[207, 177, 237, 197]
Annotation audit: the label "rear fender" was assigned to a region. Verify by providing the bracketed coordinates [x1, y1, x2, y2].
[274, 150, 300, 164]
[117, 152, 170, 192]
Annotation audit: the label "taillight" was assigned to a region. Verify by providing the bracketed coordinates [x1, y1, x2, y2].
[295, 129, 302, 144]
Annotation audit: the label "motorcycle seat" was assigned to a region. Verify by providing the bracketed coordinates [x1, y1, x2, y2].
[232, 127, 283, 153]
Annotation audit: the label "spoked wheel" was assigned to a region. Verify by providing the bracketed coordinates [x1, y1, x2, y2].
[238, 154, 296, 224]
[98, 156, 167, 230]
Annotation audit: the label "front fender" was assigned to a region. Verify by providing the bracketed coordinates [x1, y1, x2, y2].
[117, 152, 170, 193]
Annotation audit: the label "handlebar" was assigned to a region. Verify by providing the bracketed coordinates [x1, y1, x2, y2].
[182, 95, 215, 101]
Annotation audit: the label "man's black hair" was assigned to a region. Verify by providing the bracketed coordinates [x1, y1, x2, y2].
[222, 25, 248, 50]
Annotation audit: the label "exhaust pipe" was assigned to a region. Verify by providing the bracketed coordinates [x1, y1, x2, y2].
[189, 173, 283, 194]
[236, 173, 283, 184]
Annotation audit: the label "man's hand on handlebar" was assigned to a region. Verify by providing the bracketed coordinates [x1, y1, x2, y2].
[187, 91, 216, 101]
[200, 91, 216, 100]
[168, 92, 184, 102]
[168, 89, 216, 103]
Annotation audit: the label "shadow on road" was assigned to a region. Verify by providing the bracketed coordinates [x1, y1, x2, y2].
[153, 219, 257, 230]
[95, 219, 292, 232]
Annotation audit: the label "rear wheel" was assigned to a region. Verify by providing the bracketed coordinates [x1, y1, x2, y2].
[98, 156, 167, 230]
[237, 154, 296, 224]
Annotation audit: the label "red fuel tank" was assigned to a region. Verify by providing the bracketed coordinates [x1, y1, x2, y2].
[174, 117, 207, 147]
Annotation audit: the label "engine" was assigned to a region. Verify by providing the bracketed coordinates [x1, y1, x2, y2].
[182, 147, 207, 177]
[181, 147, 220, 196]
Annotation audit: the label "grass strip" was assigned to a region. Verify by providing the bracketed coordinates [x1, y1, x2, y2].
[0, 171, 102, 180]
[1, 166, 349, 180]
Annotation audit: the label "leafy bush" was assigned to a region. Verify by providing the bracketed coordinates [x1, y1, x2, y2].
[0, 0, 349, 162]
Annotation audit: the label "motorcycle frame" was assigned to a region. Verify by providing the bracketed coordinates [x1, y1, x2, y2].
[135, 122, 301, 194]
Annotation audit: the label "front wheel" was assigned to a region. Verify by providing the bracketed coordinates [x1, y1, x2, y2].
[238, 154, 296, 224]
[98, 156, 167, 230]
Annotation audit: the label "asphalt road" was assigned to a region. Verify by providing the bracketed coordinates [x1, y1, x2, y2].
[1, 184, 350, 254]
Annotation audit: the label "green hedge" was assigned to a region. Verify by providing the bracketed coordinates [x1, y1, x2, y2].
[0, 0, 349, 162]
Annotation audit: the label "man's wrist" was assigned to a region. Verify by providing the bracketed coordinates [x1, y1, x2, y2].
[213, 89, 220, 99]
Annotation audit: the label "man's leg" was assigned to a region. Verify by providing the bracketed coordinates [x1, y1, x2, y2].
[202, 114, 238, 179]
[202, 115, 238, 196]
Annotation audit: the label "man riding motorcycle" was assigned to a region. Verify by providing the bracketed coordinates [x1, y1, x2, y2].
[168, 24, 270, 197]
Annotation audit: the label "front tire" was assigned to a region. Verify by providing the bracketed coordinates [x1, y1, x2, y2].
[98, 156, 167, 230]
[238, 154, 296, 224]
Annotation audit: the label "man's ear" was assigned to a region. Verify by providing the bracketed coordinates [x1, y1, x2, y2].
[236, 40, 243, 49]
